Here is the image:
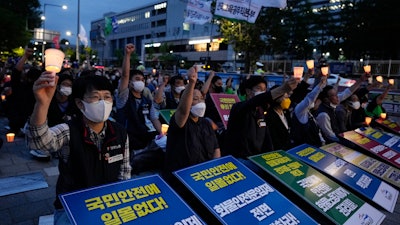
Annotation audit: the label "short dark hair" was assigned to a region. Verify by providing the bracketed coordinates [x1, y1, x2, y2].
[129, 69, 144, 79]
[245, 76, 267, 90]
[170, 75, 185, 87]
[211, 75, 222, 84]
[72, 75, 114, 100]
[319, 85, 334, 101]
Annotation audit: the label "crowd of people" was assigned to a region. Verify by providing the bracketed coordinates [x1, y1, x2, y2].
[0, 44, 393, 224]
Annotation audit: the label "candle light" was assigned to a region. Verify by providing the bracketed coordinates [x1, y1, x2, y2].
[365, 117, 372, 126]
[389, 79, 394, 85]
[1, 94, 5, 101]
[45, 48, 65, 73]
[306, 60, 314, 69]
[321, 66, 329, 76]
[6, 133, 15, 142]
[376, 76, 383, 83]
[363, 65, 371, 74]
[380, 113, 387, 119]
[161, 124, 169, 135]
[293, 67, 304, 80]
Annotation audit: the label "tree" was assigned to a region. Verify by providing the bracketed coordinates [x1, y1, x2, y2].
[0, 0, 41, 52]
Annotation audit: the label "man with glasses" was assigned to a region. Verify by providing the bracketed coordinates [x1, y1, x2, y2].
[25, 72, 131, 224]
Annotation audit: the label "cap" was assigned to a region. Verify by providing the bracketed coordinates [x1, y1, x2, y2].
[256, 62, 264, 67]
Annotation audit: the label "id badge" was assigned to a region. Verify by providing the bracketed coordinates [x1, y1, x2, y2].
[107, 154, 123, 163]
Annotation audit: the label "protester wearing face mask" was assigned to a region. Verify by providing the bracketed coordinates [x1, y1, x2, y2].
[25, 74, 131, 224]
[115, 43, 163, 174]
[46, 73, 76, 127]
[163, 66, 221, 185]
[315, 74, 367, 143]
[265, 86, 294, 150]
[337, 94, 366, 132]
[153, 74, 185, 110]
[223, 76, 298, 173]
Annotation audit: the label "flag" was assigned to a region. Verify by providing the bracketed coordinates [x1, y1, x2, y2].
[111, 16, 119, 33]
[214, 0, 263, 23]
[253, 0, 287, 8]
[78, 24, 89, 47]
[52, 35, 60, 49]
[104, 17, 112, 36]
[184, 0, 212, 25]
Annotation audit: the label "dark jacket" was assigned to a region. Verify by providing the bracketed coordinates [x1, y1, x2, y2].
[55, 118, 127, 209]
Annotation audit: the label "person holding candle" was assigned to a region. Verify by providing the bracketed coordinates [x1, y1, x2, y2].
[365, 82, 392, 119]
[25, 74, 131, 224]
[316, 73, 367, 143]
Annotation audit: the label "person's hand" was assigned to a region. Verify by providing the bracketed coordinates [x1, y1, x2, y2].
[319, 75, 327, 87]
[187, 66, 198, 84]
[283, 77, 298, 92]
[226, 76, 232, 87]
[125, 43, 135, 55]
[32, 71, 59, 105]
[24, 47, 34, 58]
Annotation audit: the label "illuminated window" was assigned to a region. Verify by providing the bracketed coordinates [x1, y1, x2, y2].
[145, 11, 150, 18]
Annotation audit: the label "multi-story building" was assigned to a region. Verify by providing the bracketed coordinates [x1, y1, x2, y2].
[90, 1, 234, 69]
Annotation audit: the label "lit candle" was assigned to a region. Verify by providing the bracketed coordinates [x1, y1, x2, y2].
[293, 67, 304, 80]
[306, 60, 314, 69]
[389, 79, 394, 85]
[321, 66, 329, 76]
[363, 65, 371, 73]
[161, 124, 169, 135]
[380, 113, 387, 119]
[1, 95, 5, 101]
[365, 117, 372, 126]
[6, 133, 15, 142]
[376, 76, 383, 83]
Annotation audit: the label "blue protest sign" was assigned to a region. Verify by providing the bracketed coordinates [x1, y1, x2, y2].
[60, 175, 204, 225]
[174, 155, 319, 225]
[288, 144, 398, 212]
[356, 126, 400, 153]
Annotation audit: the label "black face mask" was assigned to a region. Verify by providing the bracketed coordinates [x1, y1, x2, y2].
[214, 85, 223, 93]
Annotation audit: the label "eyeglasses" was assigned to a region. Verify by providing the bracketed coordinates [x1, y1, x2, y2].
[84, 94, 113, 103]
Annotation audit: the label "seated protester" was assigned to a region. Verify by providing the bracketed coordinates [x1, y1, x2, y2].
[163, 66, 220, 181]
[336, 94, 364, 132]
[153, 74, 185, 110]
[365, 83, 392, 119]
[115, 44, 163, 174]
[25, 73, 131, 224]
[291, 76, 327, 147]
[223, 76, 298, 169]
[47, 73, 76, 126]
[316, 74, 367, 143]
[265, 86, 293, 150]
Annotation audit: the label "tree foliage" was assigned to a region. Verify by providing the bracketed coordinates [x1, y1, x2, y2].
[0, 0, 41, 52]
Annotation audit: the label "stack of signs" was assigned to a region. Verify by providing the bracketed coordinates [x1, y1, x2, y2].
[209, 93, 240, 129]
[340, 130, 400, 168]
[174, 155, 319, 225]
[355, 126, 400, 153]
[249, 151, 386, 225]
[375, 118, 400, 134]
[287, 144, 398, 212]
[320, 143, 400, 189]
[60, 175, 205, 225]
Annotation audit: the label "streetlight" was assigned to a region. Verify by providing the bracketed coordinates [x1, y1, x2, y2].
[41, 3, 67, 62]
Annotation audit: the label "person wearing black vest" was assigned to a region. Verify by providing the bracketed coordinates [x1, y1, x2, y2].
[315, 73, 367, 143]
[115, 44, 163, 174]
[26, 74, 131, 225]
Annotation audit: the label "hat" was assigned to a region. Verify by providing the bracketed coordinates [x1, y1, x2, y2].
[256, 62, 264, 67]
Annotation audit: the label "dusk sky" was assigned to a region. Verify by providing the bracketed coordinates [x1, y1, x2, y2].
[40, 0, 160, 45]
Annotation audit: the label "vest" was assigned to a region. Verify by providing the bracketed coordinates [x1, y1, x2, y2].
[54, 118, 127, 209]
[317, 102, 340, 139]
[116, 91, 156, 150]
[291, 111, 323, 147]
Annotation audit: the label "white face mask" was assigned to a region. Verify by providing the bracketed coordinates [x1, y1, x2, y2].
[80, 100, 113, 123]
[329, 103, 337, 108]
[253, 91, 266, 97]
[349, 101, 361, 110]
[95, 71, 102, 76]
[190, 102, 206, 117]
[131, 81, 145, 92]
[361, 102, 368, 109]
[111, 75, 116, 80]
[174, 86, 185, 94]
[59, 86, 72, 96]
